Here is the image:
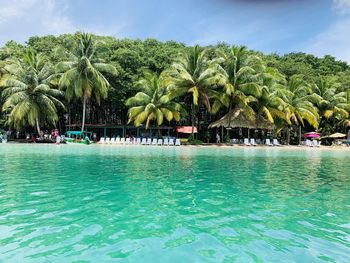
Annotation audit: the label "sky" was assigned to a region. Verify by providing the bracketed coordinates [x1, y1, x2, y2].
[0, 0, 350, 62]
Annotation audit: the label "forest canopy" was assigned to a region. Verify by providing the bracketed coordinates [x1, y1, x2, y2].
[0, 33, 349, 143]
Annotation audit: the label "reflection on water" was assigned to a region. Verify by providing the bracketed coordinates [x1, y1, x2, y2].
[0, 144, 349, 262]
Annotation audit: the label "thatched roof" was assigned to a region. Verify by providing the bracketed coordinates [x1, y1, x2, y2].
[209, 108, 275, 130]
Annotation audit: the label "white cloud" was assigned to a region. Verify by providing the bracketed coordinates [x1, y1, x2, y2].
[305, 18, 350, 62]
[0, 0, 128, 45]
[333, 0, 350, 14]
[0, 0, 76, 45]
[0, 0, 36, 24]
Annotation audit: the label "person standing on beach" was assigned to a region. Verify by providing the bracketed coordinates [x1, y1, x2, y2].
[216, 133, 220, 144]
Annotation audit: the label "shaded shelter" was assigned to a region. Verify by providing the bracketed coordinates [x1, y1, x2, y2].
[209, 108, 275, 142]
[209, 108, 275, 130]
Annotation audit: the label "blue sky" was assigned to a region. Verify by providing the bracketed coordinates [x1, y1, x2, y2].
[1, 0, 350, 61]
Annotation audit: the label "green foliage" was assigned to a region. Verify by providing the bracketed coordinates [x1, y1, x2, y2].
[0, 33, 350, 139]
[57, 33, 117, 132]
[0, 49, 64, 133]
[224, 133, 230, 143]
[126, 72, 185, 128]
[187, 134, 203, 145]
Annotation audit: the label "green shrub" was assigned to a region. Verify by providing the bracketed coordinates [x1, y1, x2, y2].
[189, 139, 203, 145]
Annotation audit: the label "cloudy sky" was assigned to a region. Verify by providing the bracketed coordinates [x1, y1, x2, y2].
[0, 0, 350, 61]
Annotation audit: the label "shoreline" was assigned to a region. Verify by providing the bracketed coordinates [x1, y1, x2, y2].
[2, 142, 350, 151]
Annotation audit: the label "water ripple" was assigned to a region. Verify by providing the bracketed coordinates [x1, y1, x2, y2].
[0, 144, 349, 262]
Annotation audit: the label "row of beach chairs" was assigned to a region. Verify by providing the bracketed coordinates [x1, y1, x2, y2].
[99, 137, 181, 146]
[232, 138, 282, 146]
[305, 139, 321, 147]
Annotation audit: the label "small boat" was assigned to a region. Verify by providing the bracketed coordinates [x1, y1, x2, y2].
[64, 131, 94, 145]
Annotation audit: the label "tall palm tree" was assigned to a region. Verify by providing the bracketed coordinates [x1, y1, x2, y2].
[211, 46, 263, 118]
[312, 77, 349, 133]
[57, 33, 117, 132]
[340, 90, 350, 130]
[126, 72, 185, 129]
[250, 66, 287, 124]
[164, 45, 223, 135]
[1, 50, 64, 134]
[276, 75, 319, 144]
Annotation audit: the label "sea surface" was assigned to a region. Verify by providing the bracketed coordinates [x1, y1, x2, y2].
[0, 144, 349, 262]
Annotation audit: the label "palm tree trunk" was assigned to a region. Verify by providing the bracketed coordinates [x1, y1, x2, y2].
[36, 117, 41, 137]
[286, 126, 290, 145]
[81, 93, 87, 133]
[191, 104, 195, 136]
[68, 106, 71, 127]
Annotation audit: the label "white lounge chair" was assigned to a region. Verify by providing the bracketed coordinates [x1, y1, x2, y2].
[231, 138, 239, 144]
[125, 138, 131, 144]
[169, 138, 174, 146]
[136, 138, 141, 144]
[99, 137, 105, 144]
[305, 139, 311, 147]
[115, 137, 120, 144]
[265, 139, 273, 146]
[146, 138, 152, 145]
[152, 138, 157, 145]
[163, 138, 169, 146]
[250, 138, 257, 146]
[311, 140, 320, 147]
[273, 139, 281, 146]
[120, 138, 125, 144]
[157, 139, 163, 145]
[141, 138, 147, 145]
[105, 137, 110, 144]
[244, 138, 251, 146]
[175, 139, 181, 146]
[110, 138, 115, 144]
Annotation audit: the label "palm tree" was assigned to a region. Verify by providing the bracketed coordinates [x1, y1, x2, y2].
[250, 66, 288, 124]
[312, 77, 349, 133]
[211, 46, 263, 118]
[1, 50, 64, 134]
[276, 75, 319, 144]
[126, 72, 185, 129]
[164, 45, 223, 135]
[57, 33, 117, 132]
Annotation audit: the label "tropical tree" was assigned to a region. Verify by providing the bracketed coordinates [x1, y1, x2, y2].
[57, 33, 117, 132]
[340, 90, 350, 129]
[249, 66, 287, 124]
[275, 75, 319, 143]
[165, 45, 224, 135]
[1, 50, 64, 134]
[312, 77, 349, 133]
[126, 72, 185, 129]
[211, 46, 264, 118]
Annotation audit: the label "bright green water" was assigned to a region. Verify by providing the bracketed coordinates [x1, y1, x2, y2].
[0, 145, 349, 262]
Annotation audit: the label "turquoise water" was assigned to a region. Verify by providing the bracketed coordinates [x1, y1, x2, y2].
[0, 145, 349, 262]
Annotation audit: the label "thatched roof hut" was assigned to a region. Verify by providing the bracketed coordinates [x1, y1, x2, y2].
[209, 108, 275, 130]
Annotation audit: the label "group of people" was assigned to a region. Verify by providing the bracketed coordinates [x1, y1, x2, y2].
[28, 129, 63, 144]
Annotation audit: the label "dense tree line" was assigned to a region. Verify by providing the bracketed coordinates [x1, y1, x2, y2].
[0, 33, 349, 143]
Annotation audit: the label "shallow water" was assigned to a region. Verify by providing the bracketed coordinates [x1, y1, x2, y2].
[0, 144, 349, 262]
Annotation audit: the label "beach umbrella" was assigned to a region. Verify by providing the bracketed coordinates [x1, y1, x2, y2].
[328, 133, 346, 138]
[304, 132, 320, 139]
